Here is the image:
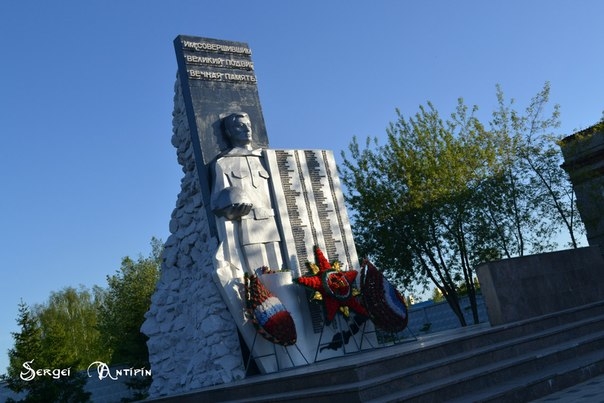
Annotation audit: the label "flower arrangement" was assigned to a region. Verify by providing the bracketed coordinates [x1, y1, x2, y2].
[244, 272, 297, 346]
[360, 259, 408, 333]
[294, 246, 368, 323]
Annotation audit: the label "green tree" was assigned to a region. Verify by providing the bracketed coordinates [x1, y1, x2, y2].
[96, 237, 161, 401]
[490, 82, 584, 250]
[341, 84, 582, 327]
[97, 238, 161, 367]
[6, 301, 42, 395]
[35, 286, 108, 370]
[431, 287, 444, 303]
[4, 239, 163, 402]
[5, 301, 91, 402]
[342, 99, 502, 326]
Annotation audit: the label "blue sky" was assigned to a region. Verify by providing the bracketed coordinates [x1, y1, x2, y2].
[1, 1, 603, 374]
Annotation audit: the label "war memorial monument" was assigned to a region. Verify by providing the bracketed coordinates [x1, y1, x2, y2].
[141, 35, 408, 398]
[141, 35, 604, 401]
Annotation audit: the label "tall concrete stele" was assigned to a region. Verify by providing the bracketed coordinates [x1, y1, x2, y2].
[142, 35, 370, 398]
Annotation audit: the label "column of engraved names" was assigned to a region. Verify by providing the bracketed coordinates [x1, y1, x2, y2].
[294, 151, 326, 332]
[305, 150, 339, 263]
[274, 150, 312, 272]
[322, 150, 353, 270]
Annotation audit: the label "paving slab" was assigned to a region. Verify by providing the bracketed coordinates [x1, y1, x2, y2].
[531, 373, 604, 403]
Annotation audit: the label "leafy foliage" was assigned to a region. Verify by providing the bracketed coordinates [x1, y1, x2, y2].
[341, 83, 583, 326]
[6, 301, 91, 402]
[97, 238, 161, 367]
[4, 238, 162, 402]
[490, 82, 584, 252]
[6, 302, 42, 394]
[35, 286, 108, 369]
[94, 237, 161, 402]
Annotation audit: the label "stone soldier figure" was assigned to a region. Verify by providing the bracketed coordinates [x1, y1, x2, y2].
[211, 112, 283, 274]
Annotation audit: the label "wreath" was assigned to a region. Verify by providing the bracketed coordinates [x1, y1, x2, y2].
[360, 259, 409, 333]
[294, 246, 368, 324]
[244, 272, 297, 346]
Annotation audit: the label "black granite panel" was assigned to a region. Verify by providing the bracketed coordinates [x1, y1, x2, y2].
[174, 35, 269, 234]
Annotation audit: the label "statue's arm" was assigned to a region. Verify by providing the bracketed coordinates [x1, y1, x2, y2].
[211, 158, 253, 220]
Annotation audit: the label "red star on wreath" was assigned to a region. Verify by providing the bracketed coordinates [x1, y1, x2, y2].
[294, 246, 368, 323]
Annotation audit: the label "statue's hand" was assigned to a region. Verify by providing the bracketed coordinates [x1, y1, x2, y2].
[218, 202, 253, 220]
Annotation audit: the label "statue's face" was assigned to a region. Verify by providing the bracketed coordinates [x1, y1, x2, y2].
[228, 115, 253, 146]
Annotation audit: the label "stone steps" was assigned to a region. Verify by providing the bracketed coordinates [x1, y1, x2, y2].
[148, 300, 604, 402]
[377, 331, 604, 403]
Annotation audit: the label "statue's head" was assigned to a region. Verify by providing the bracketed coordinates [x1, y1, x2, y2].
[223, 112, 252, 148]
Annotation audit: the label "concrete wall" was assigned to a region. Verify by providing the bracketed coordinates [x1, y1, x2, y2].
[476, 246, 604, 326]
[560, 127, 604, 254]
[407, 295, 488, 335]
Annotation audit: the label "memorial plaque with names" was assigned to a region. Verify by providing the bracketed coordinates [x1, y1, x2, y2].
[265, 149, 360, 277]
